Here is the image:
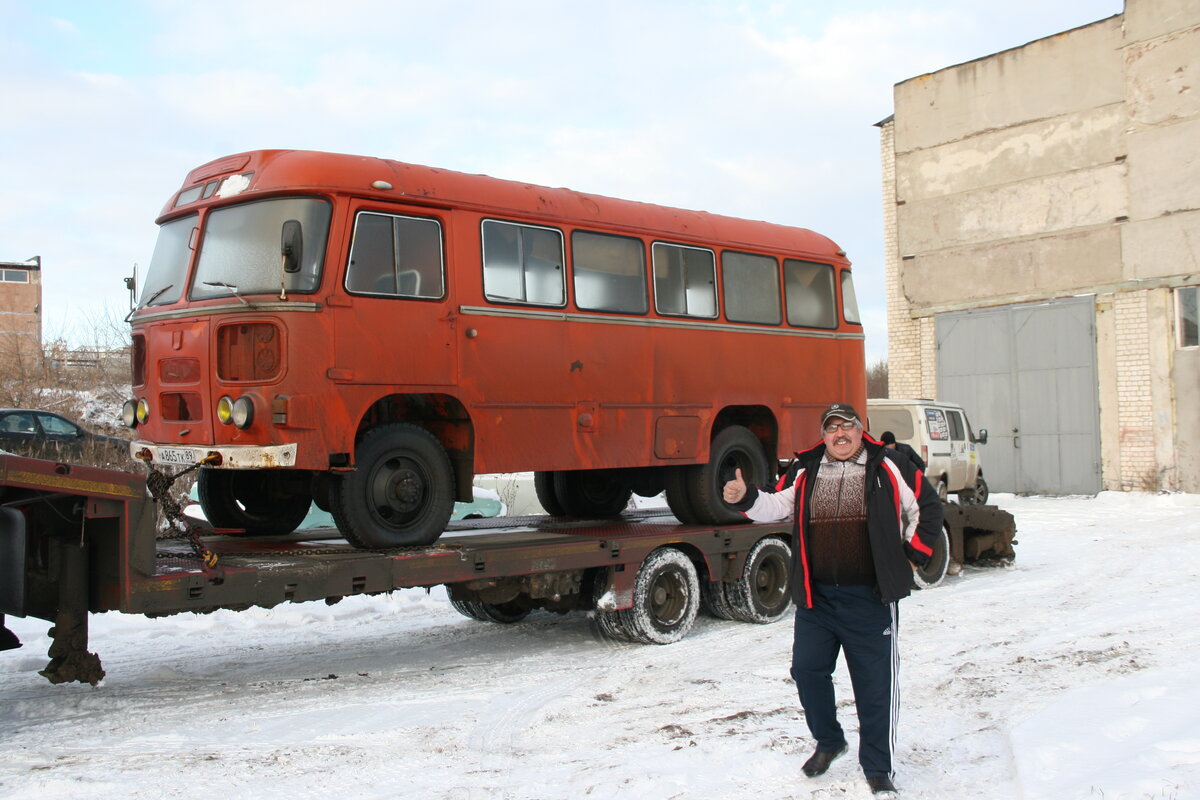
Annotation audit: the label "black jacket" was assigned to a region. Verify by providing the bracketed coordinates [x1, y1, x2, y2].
[734, 439, 943, 606]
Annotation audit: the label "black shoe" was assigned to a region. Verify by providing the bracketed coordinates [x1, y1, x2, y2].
[801, 743, 848, 777]
[866, 774, 898, 797]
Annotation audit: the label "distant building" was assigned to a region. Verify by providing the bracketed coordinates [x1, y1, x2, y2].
[0, 256, 43, 367]
[880, 0, 1200, 494]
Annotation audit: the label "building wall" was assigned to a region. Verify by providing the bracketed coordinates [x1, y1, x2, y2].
[883, 0, 1200, 492]
[0, 259, 43, 368]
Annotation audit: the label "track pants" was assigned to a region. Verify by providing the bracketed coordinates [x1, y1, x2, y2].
[790, 583, 899, 779]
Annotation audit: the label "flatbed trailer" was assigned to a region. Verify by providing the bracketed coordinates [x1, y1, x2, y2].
[0, 454, 802, 685]
[0, 454, 1016, 686]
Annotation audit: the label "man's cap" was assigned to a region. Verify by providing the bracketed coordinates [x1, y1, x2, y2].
[880, 431, 896, 445]
[820, 402, 861, 427]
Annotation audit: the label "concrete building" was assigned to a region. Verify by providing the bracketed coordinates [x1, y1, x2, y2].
[880, 0, 1200, 494]
[0, 256, 43, 368]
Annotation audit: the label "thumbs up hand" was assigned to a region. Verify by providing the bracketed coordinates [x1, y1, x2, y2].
[723, 468, 747, 504]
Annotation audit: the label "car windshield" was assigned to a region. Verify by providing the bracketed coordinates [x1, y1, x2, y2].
[139, 214, 197, 307]
[189, 197, 331, 301]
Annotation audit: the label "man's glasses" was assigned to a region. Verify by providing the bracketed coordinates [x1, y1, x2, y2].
[823, 420, 858, 434]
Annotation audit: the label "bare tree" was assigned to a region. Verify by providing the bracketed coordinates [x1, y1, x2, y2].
[866, 359, 888, 399]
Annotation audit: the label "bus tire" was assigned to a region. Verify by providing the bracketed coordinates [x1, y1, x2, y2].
[686, 425, 770, 525]
[331, 423, 455, 549]
[533, 471, 567, 516]
[727, 537, 793, 624]
[664, 465, 700, 524]
[912, 525, 950, 590]
[197, 468, 312, 536]
[552, 470, 632, 518]
[617, 548, 700, 644]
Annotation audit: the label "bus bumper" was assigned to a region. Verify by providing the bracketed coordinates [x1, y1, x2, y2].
[130, 441, 299, 469]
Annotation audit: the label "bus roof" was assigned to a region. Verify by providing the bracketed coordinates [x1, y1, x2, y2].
[166, 149, 849, 264]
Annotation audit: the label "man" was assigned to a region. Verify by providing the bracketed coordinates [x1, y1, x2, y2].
[880, 431, 927, 473]
[722, 402, 942, 798]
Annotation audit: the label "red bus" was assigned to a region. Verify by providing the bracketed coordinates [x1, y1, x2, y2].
[124, 149, 865, 548]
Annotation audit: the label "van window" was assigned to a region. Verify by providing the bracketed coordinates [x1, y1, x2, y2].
[869, 409, 914, 441]
[946, 410, 965, 441]
[924, 408, 950, 441]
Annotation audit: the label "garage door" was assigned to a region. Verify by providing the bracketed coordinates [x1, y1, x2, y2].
[935, 296, 1100, 494]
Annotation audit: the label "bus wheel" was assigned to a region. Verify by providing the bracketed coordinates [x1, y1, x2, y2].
[197, 468, 311, 536]
[686, 425, 770, 524]
[533, 471, 567, 516]
[664, 466, 700, 524]
[618, 548, 700, 644]
[728, 537, 793, 623]
[331, 423, 455, 548]
[912, 525, 950, 590]
[552, 470, 632, 517]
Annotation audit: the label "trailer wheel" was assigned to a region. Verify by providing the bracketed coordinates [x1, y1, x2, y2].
[686, 425, 770, 524]
[700, 577, 738, 620]
[533, 471, 566, 516]
[197, 468, 312, 536]
[552, 470, 632, 517]
[451, 598, 530, 624]
[728, 537, 793, 623]
[912, 526, 950, 589]
[591, 568, 634, 642]
[618, 548, 700, 644]
[331, 423, 455, 548]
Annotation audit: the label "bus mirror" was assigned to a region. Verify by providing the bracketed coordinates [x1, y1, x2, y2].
[281, 220, 303, 273]
[975, 428, 988, 445]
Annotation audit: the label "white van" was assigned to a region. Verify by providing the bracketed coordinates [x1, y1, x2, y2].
[866, 399, 989, 504]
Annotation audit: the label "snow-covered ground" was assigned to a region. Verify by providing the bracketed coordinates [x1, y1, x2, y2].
[2, 492, 1197, 800]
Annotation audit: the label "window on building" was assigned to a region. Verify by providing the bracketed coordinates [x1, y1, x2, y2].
[1177, 287, 1199, 348]
[482, 219, 565, 306]
[1, 269, 30, 283]
[652, 242, 716, 318]
[572, 231, 647, 314]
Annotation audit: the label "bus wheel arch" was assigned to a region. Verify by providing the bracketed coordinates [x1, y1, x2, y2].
[356, 393, 475, 504]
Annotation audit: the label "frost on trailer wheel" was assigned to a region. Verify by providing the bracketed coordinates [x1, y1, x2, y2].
[617, 548, 700, 645]
[727, 537, 793, 624]
[591, 568, 634, 642]
[912, 526, 950, 590]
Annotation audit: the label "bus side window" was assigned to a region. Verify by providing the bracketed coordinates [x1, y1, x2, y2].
[346, 211, 444, 299]
[572, 230, 647, 314]
[722, 251, 781, 324]
[783, 259, 837, 329]
[652, 242, 716, 318]
[482, 220, 565, 306]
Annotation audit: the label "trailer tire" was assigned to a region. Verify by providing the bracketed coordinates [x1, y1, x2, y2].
[197, 468, 312, 536]
[700, 577, 738, 620]
[728, 537, 793, 623]
[686, 425, 770, 524]
[552, 470, 631, 517]
[618, 548, 700, 644]
[533, 471, 566, 516]
[912, 525, 950, 590]
[331, 423, 455, 548]
[451, 598, 530, 624]
[591, 569, 633, 642]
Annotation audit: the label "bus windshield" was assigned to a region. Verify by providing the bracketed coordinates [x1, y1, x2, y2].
[190, 197, 331, 301]
[139, 213, 196, 307]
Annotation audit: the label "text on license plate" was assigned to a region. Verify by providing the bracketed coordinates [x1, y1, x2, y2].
[158, 447, 198, 465]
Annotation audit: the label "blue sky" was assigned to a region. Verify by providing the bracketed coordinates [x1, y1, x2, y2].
[0, 0, 1122, 360]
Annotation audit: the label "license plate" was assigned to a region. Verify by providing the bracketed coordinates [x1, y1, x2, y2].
[157, 447, 198, 465]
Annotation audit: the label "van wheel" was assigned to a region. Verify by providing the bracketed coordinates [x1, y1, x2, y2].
[686, 425, 770, 524]
[618, 548, 700, 644]
[197, 468, 311, 536]
[331, 423, 455, 548]
[912, 526, 950, 589]
[552, 470, 632, 517]
[936, 478, 949, 503]
[963, 475, 989, 505]
[727, 537, 793, 623]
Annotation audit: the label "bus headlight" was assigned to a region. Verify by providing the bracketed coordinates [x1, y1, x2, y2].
[231, 396, 255, 429]
[136, 398, 150, 424]
[122, 399, 139, 428]
[216, 396, 234, 425]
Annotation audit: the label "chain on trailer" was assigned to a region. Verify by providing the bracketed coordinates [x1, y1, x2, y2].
[144, 455, 220, 569]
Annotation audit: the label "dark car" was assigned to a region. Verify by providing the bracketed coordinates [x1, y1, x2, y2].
[0, 409, 129, 466]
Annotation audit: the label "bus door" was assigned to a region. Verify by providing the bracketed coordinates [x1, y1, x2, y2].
[332, 203, 456, 388]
